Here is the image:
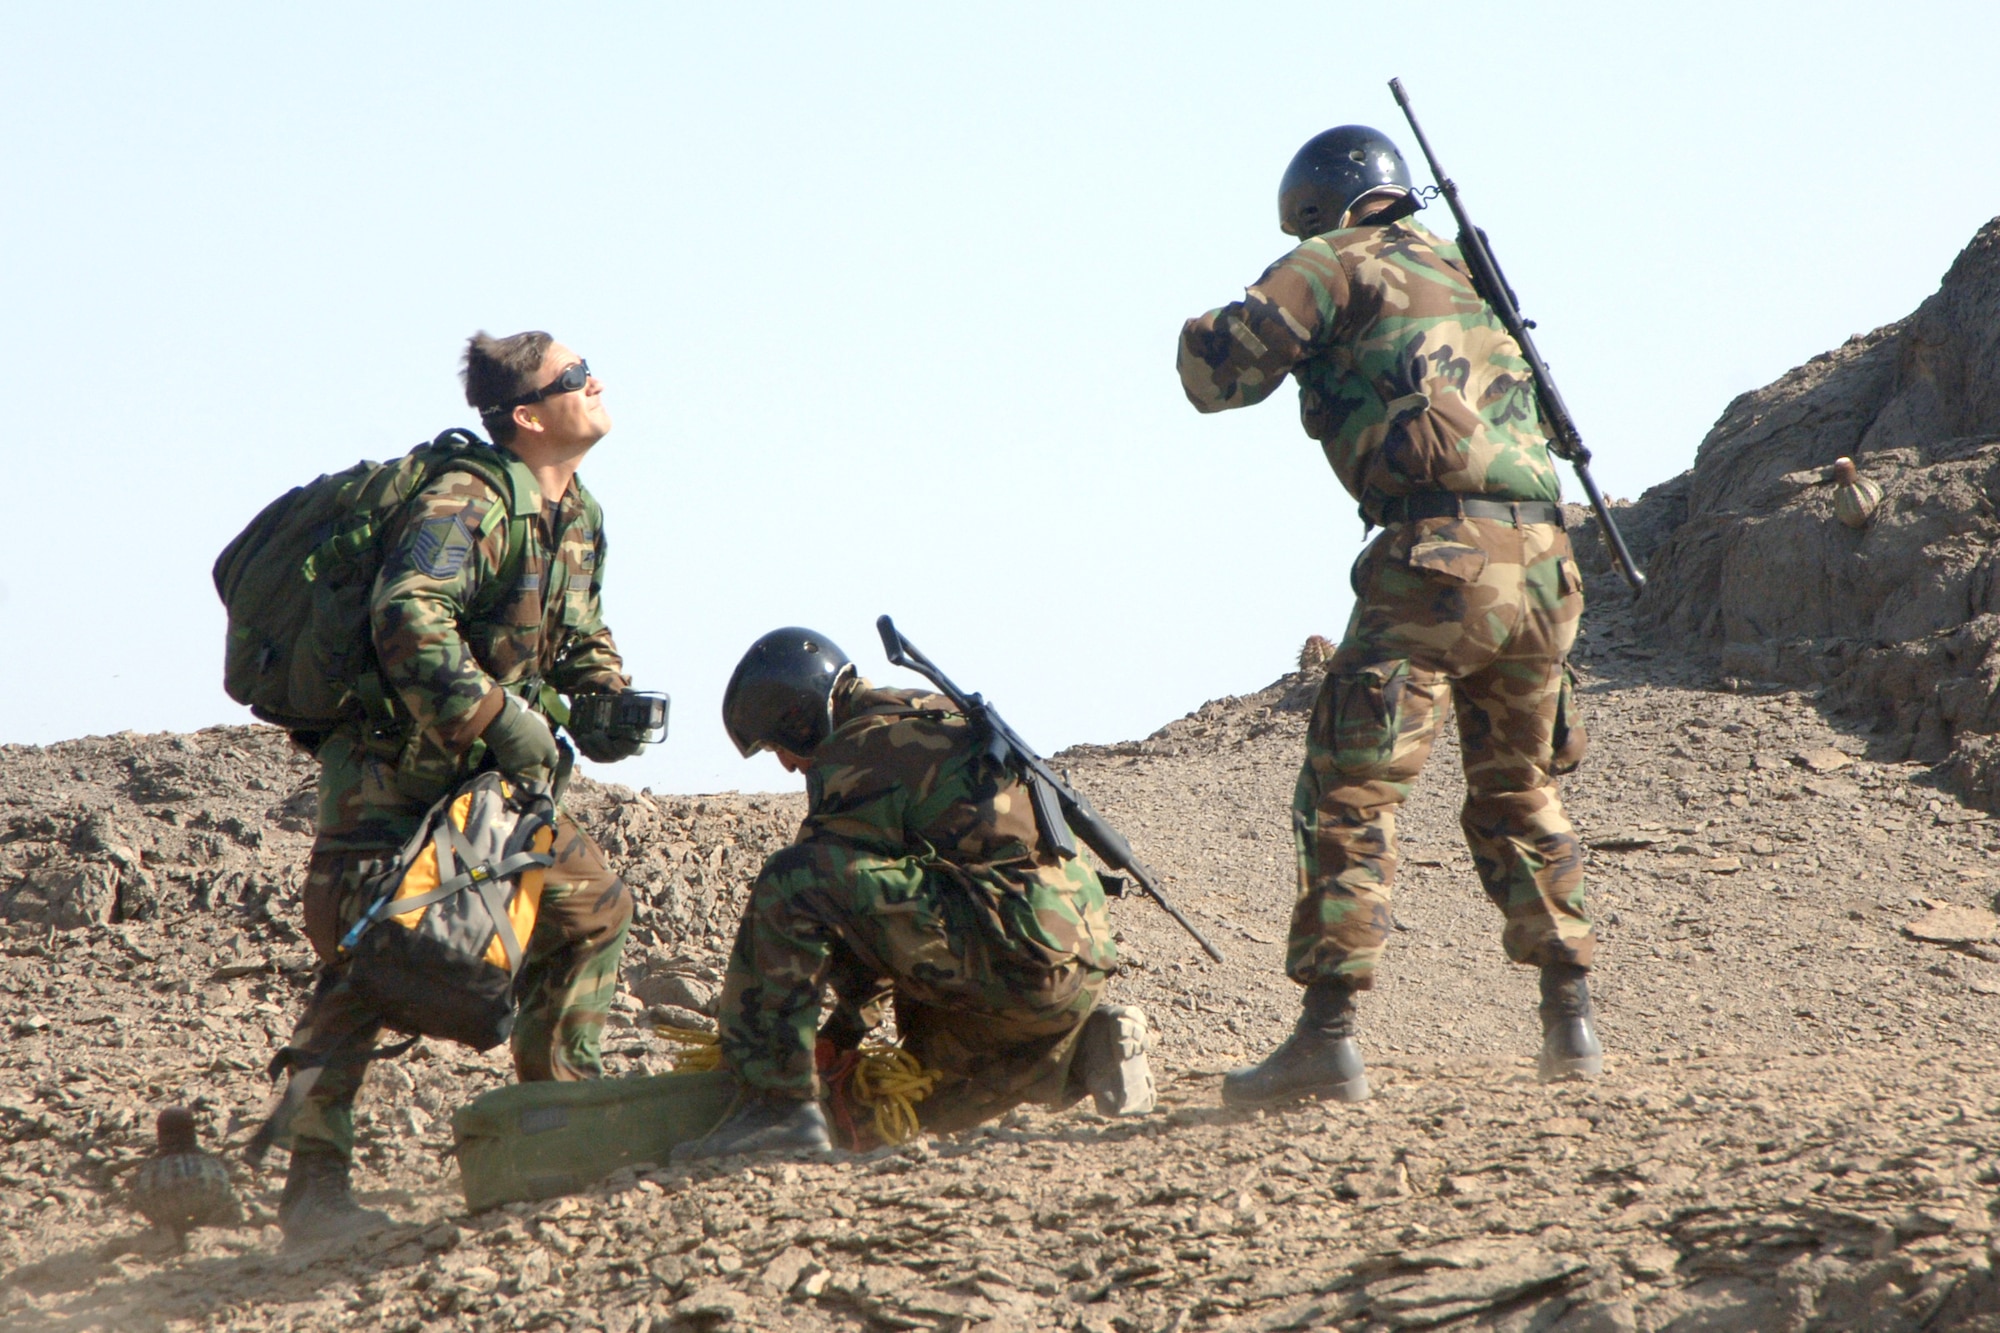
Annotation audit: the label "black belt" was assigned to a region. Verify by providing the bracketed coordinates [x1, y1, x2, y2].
[1368, 493, 1565, 528]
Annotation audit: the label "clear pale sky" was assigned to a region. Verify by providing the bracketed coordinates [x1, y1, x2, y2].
[3, 3, 1995, 793]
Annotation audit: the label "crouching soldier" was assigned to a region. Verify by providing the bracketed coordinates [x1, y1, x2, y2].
[674, 628, 1155, 1160]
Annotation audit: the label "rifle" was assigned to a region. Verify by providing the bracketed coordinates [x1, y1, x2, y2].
[875, 616, 1226, 964]
[1387, 77, 1647, 595]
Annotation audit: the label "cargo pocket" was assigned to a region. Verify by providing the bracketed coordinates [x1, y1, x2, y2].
[1550, 662, 1588, 775]
[1406, 535, 1489, 584]
[1556, 555, 1583, 598]
[1315, 661, 1411, 778]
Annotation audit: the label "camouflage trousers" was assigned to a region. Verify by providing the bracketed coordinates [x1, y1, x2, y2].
[718, 842, 1109, 1133]
[1289, 513, 1594, 989]
[272, 814, 630, 1160]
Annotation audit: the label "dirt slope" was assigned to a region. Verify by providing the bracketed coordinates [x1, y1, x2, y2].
[8, 591, 2000, 1330]
[18, 208, 2000, 1333]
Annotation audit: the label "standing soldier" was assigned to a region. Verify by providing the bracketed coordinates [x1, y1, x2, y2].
[674, 628, 1155, 1160]
[1176, 127, 1600, 1106]
[265, 332, 647, 1243]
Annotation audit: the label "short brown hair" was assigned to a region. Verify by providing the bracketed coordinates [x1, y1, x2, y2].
[461, 330, 553, 445]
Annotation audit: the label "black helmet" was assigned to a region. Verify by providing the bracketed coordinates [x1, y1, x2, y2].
[1278, 125, 1413, 239]
[722, 627, 854, 759]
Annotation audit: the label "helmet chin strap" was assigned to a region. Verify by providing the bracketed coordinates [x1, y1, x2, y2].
[824, 662, 859, 734]
[1337, 185, 1418, 228]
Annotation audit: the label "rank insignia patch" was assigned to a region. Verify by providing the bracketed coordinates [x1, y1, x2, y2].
[407, 512, 475, 579]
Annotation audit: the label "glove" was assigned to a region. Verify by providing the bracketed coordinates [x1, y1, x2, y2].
[481, 694, 560, 785]
[566, 689, 660, 764]
[573, 730, 646, 764]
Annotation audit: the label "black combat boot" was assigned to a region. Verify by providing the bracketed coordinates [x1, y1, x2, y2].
[278, 1144, 391, 1249]
[671, 1093, 832, 1162]
[1221, 978, 1370, 1107]
[1538, 962, 1604, 1082]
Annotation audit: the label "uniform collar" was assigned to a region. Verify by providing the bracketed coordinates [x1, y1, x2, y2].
[493, 446, 549, 519]
[828, 673, 871, 730]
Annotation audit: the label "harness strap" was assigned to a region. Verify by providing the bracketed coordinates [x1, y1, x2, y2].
[372, 814, 551, 922]
[473, 875, 526, 973]
[338, 809, 553, 953]
[348, 847, 552, 931]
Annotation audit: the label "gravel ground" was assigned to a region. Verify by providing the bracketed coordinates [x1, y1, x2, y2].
[7, 579, 2000, 1331]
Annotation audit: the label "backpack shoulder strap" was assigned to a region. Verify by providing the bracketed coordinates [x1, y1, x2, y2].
[420, 430, 541, 608]
[424, 429, 539, 524]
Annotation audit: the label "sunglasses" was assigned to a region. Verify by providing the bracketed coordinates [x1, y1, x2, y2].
[489, 359, 590, 413]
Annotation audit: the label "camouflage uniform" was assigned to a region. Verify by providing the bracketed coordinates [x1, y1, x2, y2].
[315, 454, 625, 850]
[274, 449, 633, 1160]
[718, 679, 1120, 1133]
[1177, 214, 1593, 989]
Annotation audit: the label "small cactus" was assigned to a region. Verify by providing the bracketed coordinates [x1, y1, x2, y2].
[1298, 635, 1334, 673]
[1828, 457, 1884, 529]
[129, 1106, 241, 1244]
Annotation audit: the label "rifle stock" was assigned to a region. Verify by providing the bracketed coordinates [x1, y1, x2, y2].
[1387, 77, 1647, 595]
[876, 616, 1226, 964]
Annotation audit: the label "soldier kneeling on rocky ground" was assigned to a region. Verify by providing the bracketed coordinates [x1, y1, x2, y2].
[674, 628, 1155, 1160]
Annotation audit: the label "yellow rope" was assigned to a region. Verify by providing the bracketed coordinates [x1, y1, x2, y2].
[850, 1043, 938, 1146]
[646, 1023, 937, 1144]
[652, 1024, 723, 1072]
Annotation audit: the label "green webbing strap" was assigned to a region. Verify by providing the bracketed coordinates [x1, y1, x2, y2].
[300, 517, 378, 584]
[538, 683, 571, 728]
[486, 449, 541, 622]
[545, 537, 569, 607]
[495, 450, 542, 519]
[356, 821, 553, 974]
[447, 444, 538, 620]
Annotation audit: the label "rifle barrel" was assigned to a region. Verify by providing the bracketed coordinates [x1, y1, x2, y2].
[1385, 77, 1646, 594]
[876, 616, 1225, 963]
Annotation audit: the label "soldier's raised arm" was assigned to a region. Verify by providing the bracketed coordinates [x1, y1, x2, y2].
[1176, 245, 1352, 413]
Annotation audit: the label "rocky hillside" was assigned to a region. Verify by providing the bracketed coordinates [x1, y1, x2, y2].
[18, 233, 2000, 1325]
[1579, 217, 2000, 811]
[10, 605, 2000, 1329]
[0, 728, 798, 953]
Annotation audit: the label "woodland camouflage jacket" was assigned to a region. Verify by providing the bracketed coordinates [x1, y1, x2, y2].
[369, 457, 626, 771]
[1177, 216, 1562, 508]
[800, 680, 1119, 975]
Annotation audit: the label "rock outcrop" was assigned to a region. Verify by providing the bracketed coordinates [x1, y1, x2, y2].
[1600, 217, 2000, 804]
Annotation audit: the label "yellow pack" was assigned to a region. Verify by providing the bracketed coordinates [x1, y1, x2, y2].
[339, 771, 557, 1050]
